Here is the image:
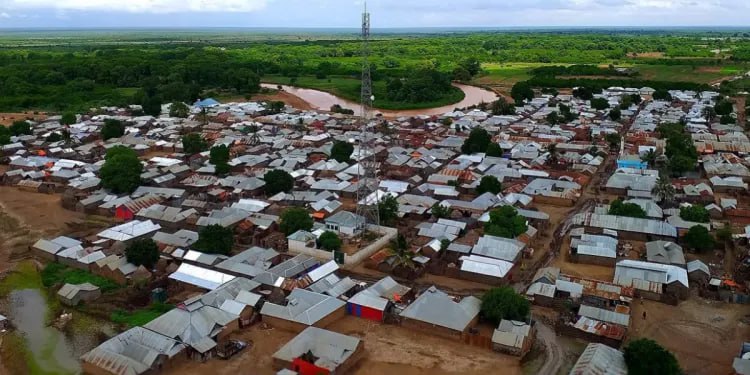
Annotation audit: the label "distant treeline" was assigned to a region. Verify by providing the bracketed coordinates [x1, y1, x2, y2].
[531, 65, 635, 77]
[526, 76, 710, 92]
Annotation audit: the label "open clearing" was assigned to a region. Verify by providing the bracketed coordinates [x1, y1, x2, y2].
[629, 297, 750, 375]
[0, 112, 47, 126]
[166, 316, 522, 375]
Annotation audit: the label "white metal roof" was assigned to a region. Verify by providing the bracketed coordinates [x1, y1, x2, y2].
[169, 263, 235, 291]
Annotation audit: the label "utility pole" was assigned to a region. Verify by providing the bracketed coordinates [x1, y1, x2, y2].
[355, 1, 381, 235]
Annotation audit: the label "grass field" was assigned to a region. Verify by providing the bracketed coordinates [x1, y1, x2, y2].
[110, 302, 174, 328]
[634, 64, 747, 83]
[41, 262, 121, 293]
[262, 74, 465, 110]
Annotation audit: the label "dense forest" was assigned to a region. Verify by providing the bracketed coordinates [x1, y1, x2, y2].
[0, 30, 749, 111]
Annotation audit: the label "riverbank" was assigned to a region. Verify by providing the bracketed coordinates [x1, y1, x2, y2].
[262, 75, 466, 111]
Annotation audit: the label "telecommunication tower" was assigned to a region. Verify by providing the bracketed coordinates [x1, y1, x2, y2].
[355, 1, 381, 232]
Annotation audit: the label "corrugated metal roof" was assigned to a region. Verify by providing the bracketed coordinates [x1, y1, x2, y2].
[399, 286, 480, 332]
[578, 305, 630, 326]
[460, 255, 513, 278]
[569, 343, 627, 375]
[260, 288, 345, 326]
[168, 263, 235, 291]
[573, 213, 677, 237]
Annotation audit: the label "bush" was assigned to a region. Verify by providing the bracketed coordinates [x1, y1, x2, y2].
[169, 102, 190, 118]
[9, 120, 31, 136]
[193, 224, 235, 255]
[100, 146, 143, 194]
[181, 133, 208, 155]
[679, 205, 709, 223]
[318, 231, 342, 251]
[624, 338, 681, 375]
[484, 206, 528, 239]
[280, 208, 314, 236]
[477, 175, 503, 195]
[101, 119, 125, 140]
[264, 169, 294, 196]
[330, 140, 354, 163]
[609, 199, 647, 218]
[210, 145, 231, 176]
[481, 287, 530, 325]
[125, 239, 160, 269]
[683, 225, 715, 252]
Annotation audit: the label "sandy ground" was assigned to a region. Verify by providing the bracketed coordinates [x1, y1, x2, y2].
[222, 91, 314, 111]
[551, 241, 615, 281]
[0, 112, 47, 126]
[629, 297, 750, 375]
[632, 52, 666, 58]
[167, 316, 522, 375]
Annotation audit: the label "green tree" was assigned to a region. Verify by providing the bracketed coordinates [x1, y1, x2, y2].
[714, 99, 734, 116]
[169, 102, 190, 118]
[264, 169, 294, 196]
[511, 82, 534, 104]
[181, 133, 208, 155]
[452, 66, 472, 82]
[0, 127, 11, 145]
[193, 224, 235, 255]
[125, 239, 160, 269]
[624, 338, 681, 375]
[591, 97, 610, 110]
[477, 175, 503, 195]
[330, 141, 354, 163]
[378, 195, 399, 226]
[485, 143, 503, 157]
[318, 231, 342, 251]
[461, 128, 492, 155]
[480, 287, 531, 324]
[641, 149, 657, 167]
[484, 206, 528, 239]
[547, 143, 560, 165]
[683, 225, 715, 252]
[573, 86, 594, 100]
[61, 112, 77, 125]
[280, 208, 314, 236]
[142, 95, 163, 117]
[210, 145, 231, 175]
[609, 199, 647, 218]
[46, 132, 62, 142]
[490, 98, 516, 116]
[431, 203, 453, 219]
[101, 119, 125, 140]
[605, 133, 622, 149]
[716, 226, 733, 244]
[652, 89, 673, 101]
[720, 114, 735, 125]
[546, 111, 560, 125]
[389, 233, 414, 268]
[100, 146, 143, 194]
[460, 57, 482, 77]
[679, 205, 710, 223]
[558, 104, 576, 122]
[609, 107, 622, 121]
[10, 120, 31, 136]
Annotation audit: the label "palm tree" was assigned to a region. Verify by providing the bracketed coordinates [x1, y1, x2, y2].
[641, 149, 657, 168]
[389, 234, 414, 269]
[547, 143, 560, 165]
[652, 175, 676, 204]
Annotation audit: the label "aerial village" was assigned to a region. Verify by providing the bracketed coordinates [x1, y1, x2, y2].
[1, 84, 750, 375]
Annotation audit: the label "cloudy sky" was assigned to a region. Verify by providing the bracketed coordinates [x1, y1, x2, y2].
[0, 0, 748, 29]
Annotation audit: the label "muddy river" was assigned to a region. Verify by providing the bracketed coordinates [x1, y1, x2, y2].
[260, 82, 498, 117]
[8, 289, 80, 374]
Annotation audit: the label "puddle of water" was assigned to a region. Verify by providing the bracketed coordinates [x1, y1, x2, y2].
[260, 83, 498, 118]
[8, 289, 80, 374]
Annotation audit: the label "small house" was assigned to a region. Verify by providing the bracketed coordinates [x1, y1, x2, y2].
[492, 320, 535, 357]
[324, 211, 366, 236]
[57, 283, 101, 306]
[272, 327, 365, 375]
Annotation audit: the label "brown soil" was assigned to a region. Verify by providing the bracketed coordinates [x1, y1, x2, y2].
[0, 187, 82, 271]
[0, 112, 47, 126]
[696, 66, 723, 73]
[167, 316, 521, 375]
[551, 241, 615, 281]
[629, 298, 750, 375]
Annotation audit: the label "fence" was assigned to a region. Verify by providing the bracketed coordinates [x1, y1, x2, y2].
[288, 225, 398, 267]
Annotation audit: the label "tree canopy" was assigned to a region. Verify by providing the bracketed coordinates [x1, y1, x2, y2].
[480, 287, 531, 324]
[193, 224, 235, 255]
[181, 133, 208, 155]
[61, 112, 77, 125]
[318, 231, 342, 251]
[683, 225, 715, 252]
[461, 128, 492, 155]
[210, 144, 231, 175]
[608, 199, 647, 218]
[679, 205, 710, 223]
[624, 339, 681, 375]
[125, 238, 160, 269]
[590, 97, 610, 110]
[280, 208, 314, 236]
[264, 169, 294, 196]
[378, 195, 399, 226]
[609, 107, 622, 121]
[484, 206, 528, 239]
[431, 203, 453, 219]
[490, 98, 516, 116]
[330, 140, 354, 163]
[477, 175, 503, 195]
[652, 89, 673, 101]
[100, 146, 143, 194]
[485, 143, 503, 157]
[9, 120, 31, 136]
[511, 82, 534, 104]
[101, 119, 125, 140]
[169, 102, 190, 118]
[605, 133, 622, 149]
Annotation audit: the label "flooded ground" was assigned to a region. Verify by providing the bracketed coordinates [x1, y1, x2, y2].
[260, 83, 499, 118]
[8, 289, 80, 374]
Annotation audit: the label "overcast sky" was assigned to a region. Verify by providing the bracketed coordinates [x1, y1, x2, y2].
[0, 0, 748, 29]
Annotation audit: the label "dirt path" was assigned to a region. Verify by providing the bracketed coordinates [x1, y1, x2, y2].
[535, 323, 565, 375]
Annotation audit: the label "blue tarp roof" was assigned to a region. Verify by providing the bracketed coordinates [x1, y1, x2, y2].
[194, 98, 220, 108]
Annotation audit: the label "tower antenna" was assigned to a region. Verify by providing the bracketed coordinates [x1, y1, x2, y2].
[355, 1, 381, 235]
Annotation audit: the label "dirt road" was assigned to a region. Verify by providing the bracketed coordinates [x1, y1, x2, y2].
[535, 323, 565, 375]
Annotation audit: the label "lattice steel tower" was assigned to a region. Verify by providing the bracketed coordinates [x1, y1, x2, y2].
[355, 1, 381, 231]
